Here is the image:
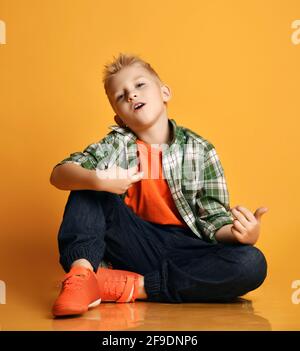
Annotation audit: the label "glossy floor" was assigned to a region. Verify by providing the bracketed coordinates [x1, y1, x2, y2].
[0, 270, 299, 331]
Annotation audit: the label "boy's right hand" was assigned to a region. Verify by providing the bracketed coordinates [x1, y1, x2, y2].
[94, 165, 144, 194]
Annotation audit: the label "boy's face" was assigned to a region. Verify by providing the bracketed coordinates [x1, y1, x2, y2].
[106, 63, 171, 131]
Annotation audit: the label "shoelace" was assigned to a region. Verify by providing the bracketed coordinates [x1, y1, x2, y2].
[103, 280, 124, 300]
[62, 274, 88, 291]
[102, 276, 136, 302]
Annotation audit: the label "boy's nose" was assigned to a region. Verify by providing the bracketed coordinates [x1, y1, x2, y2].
[127, 93, 137, 102]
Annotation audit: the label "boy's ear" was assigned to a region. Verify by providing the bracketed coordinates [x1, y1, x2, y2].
[114, 115, 127, 128]
[161, 84, 171, 103]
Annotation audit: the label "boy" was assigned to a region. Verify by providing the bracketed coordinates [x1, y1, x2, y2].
[50, 53, 268, 317]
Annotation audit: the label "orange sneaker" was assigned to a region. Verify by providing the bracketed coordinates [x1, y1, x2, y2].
[52, 266, 101, 317]
[96, 268, 142, 303]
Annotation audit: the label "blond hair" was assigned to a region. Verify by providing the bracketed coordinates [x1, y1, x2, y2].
[102, 52, 163, 95]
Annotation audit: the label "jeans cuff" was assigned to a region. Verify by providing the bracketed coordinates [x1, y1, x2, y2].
[144, 271, 161, 299]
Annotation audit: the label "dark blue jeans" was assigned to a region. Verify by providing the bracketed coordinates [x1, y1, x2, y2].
[57, 190, 267, 303]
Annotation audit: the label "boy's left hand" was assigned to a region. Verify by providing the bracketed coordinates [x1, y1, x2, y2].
[230, 206, 269, 245]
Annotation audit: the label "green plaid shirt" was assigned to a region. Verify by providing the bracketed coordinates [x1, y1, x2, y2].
[54, 118, 234, 243]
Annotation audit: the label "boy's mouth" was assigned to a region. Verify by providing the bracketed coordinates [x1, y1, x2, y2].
[133, 102, 146, 112]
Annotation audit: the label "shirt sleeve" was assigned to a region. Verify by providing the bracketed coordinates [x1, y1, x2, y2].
[53, 133, 116, 171]
[196, 143, 234, 242]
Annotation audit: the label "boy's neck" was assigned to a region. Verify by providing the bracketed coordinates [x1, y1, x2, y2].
[133, 116, 173, 146]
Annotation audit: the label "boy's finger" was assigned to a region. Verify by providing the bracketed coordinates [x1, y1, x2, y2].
[236, 205, 256, 222]
[231, 208, 249, 227]
[130, 172, 144, 182]
[127, 165, 139, 176]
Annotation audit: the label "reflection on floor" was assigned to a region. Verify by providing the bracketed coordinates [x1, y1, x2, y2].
[50, 298, 272, 331]
[0, 270, 299, 331]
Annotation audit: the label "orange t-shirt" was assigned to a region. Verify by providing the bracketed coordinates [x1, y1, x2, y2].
[124, 139, 188, 227]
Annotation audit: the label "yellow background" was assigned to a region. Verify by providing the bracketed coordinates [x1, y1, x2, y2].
[0, 0, 299, 328]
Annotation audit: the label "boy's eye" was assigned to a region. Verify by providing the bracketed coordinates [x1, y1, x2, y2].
[116, 82, 145, 101]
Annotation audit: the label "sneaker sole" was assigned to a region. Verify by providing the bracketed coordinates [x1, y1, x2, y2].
[88, 298, 101, 308]
[53, 298, 102, 317]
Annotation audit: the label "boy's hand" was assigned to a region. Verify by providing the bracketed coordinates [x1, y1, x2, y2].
[95, 165, 144, 195]
[230, 206, 268, 245]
